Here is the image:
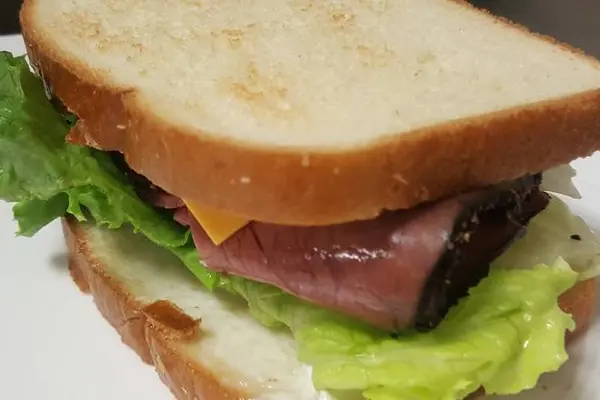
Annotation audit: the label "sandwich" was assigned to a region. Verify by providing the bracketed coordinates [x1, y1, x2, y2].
[2, 0, 600, 398]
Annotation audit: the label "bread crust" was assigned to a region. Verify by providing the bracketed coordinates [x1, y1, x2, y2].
[20, 1, 600, 225]
[62, 216, 596, 399]
[560, 277, 597, 342]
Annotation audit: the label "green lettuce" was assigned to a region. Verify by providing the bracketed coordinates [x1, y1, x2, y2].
[229, 260, 577, 399]
[0, 51, 588, 399]
[0, 52, 217, 288]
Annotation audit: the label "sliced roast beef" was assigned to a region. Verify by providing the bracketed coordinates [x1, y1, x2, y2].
[174, 175, 548, 332]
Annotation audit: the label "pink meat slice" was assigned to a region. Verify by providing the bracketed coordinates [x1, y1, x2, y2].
[169, 176, 546, 331]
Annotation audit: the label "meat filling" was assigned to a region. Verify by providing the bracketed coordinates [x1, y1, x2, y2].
[176, 176, 547, 332]
[111, 155, 547, 332]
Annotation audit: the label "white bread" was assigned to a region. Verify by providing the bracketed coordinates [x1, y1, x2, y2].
[21, 0, 600, 225]
[62, 217, 596, 400]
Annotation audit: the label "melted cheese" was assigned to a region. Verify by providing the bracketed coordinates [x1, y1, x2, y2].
[183, 200, 249, 245]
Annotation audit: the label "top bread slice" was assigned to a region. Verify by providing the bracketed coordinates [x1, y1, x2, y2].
[20, 0, 600, 225]
[63, 217, 596, 400]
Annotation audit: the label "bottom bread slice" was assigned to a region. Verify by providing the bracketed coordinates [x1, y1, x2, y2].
[62, 218, 596, 400]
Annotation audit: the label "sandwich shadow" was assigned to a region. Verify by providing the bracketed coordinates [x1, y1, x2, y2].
[49, 252, 69, 273]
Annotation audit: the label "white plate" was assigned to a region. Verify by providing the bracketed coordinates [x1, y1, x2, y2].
[1, 35, 599, 400]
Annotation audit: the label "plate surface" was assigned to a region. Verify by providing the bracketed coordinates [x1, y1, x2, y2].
[1, 27, 600, 400]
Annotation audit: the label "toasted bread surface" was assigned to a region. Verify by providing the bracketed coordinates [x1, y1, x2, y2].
[20, 0, 600, 225]
[63, 217, 595, 400]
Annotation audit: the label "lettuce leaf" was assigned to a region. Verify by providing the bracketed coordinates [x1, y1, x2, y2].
[493, 196, 600, 280]
[231, 260, 577, 400]
[0, 51, 588, 399]
[540, 164, 581, 199]
[0, 52, 217, 288]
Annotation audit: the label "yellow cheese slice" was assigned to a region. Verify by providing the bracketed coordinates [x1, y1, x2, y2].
[183, 200, 249, 245]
